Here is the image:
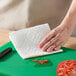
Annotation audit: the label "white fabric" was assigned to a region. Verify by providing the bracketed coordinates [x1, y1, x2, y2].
[0, 0, 71, 30]
[9, 23, 63, 59]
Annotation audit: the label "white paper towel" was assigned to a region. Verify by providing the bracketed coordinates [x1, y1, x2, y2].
[9, 23, 63, 59]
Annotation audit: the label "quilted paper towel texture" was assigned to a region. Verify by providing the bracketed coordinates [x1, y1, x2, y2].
[9, 23, 63, 59]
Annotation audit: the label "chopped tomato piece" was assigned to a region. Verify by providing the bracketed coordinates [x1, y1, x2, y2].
[33, 59, 49, 64]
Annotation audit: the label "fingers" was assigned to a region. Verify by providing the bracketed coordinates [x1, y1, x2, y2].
[42, 39, 64, 52]
[38, 28, 61, 48]
[41, 33, 60, 51]
[38, 29, 59, 48]
[54, 42, 64, 51]
[47, 40, 62, 52]
[38, 31, 54, 48]
[38, 25, 71, 52]
[54, 46, 61, 51]
[47, 45, 56, 52]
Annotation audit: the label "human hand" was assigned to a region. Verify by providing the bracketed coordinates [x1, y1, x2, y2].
[38, 25, 74, 52]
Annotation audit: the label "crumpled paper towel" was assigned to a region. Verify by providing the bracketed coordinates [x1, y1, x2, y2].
[9, 23, 63, 59]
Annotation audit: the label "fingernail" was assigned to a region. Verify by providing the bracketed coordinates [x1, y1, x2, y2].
[48, 49, 53, 52]
[47, 50, 51, 52]
[54, 48, 57, 51]
[47, 47, 53, 52]
[55, 48, 58, 51]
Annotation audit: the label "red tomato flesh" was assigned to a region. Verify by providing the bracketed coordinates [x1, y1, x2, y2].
[57, 60, 76, 76]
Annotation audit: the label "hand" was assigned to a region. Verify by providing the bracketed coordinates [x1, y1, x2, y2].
[38, 25, 74, 52]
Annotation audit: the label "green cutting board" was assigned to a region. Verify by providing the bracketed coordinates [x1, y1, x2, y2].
[0, 41, 76, 76]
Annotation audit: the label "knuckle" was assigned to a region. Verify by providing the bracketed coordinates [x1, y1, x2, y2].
[53, 30, 56, 35]
[49, 40, 52, 43]
[45, 37, 48, 41]
[53, 29, 57, 32]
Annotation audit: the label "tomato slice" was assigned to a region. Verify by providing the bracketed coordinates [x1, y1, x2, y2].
[70, 68, 76, 76]
[57, 60, 76, 76]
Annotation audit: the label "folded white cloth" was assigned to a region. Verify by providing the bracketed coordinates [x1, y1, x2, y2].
[9, 23, 63, 59]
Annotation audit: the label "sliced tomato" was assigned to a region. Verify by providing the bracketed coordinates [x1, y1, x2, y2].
[70, 68, 76, 76]
[57, 60, 76, 76]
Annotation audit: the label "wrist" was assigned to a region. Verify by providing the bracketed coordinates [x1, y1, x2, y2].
[59, 20, 75, 34]
[59, 16, 75, 30]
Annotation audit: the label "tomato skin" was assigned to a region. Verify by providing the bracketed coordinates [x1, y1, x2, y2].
[57, 60, 76, 76]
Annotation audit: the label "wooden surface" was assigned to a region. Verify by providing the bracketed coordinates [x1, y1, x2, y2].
[0, 30, 76, 49]
[0, 30, 11, 46]
[64, 37, 76, 49]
